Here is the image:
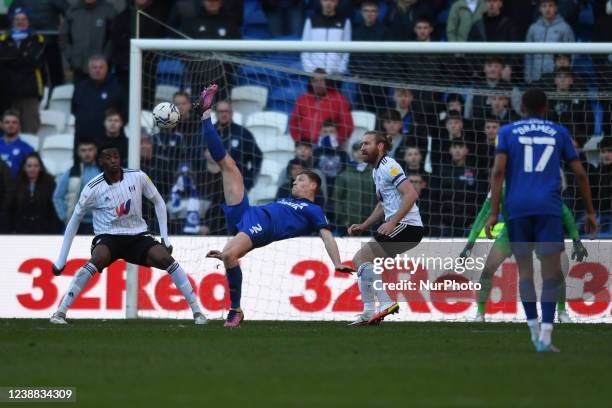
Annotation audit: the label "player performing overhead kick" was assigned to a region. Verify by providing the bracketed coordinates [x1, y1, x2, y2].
[485, 88, 598, 352]
[347, 131, 424, 326]
[199, 84, 352, 327]
[50, 145, 207, 325]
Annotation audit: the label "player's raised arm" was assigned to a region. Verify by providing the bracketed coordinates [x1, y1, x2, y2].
[348, 202, 384, 236]
[140, 171, 171, 249]
[319, 228, 353, 272]
[54, 182, 96, 274]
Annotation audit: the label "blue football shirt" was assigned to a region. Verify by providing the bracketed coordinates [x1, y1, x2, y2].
[496, 117, 578, 220]
[0, 138, 35, 178]
[260, 197, 330, 242]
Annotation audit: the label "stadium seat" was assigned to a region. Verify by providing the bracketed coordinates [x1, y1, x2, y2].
[38, 110, 67, 137]
[264, 150, 294, 168]
[40, 133, 74, 176]
[230, 86, 269, 118]
[155, 84, 180, 105]
[345, 110, 376, 153]
[40, 86, 50, 110]
[249, 158, 284, 204]
[246, 112, 290, 152]
[67, 114, 75, 135]
[48, 84, 74, 118]
[20, 133, 39, 151]
[156, 58, 186, 88]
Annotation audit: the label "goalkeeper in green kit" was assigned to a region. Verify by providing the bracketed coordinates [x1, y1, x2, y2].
[459, 185, 589, 322]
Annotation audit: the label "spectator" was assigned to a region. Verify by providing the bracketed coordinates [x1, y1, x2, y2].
[431, 110, 476, 164]
[431, 140, 484, 237]
[471, 56, 514, 119]
[0, 159, 13, 232]
[385, 0, 435, 41]
[350, 0, 389, 115]
[294, 139, 314, 168]
[262, 0, 304, 37]
[0, 8, 45, 132]
[392, 88, 428, 145]
[381, 109, 406, 157]
[404, 18, 444, 87]
[173, 91, 200, 139]
[8, 152, 61, 233]
[475, 115, 499, 170]
[59, 0, 116, 81]
[170, 0, 243, 31]
[9, 0, 69, 89]
[52, 139, 100, 234]
[435, 93, 468, 128]
[99, 108, 128, 166]
[332, 141, 375, 234]
[72, 55, 126, 154]
[175, 0, 241, 39]
[110, 0, 170, 106]
[468, 0, 520, 42]
[407, 172, 432, 234]
[502, 0, 538, 39]
[547, 68, 594, 148]
[0, 110, 34, 179]
[525, 0, 575, 84]
[214, 100, 263, 191]
[586, 137, 612, 234]
[447, 0, 486, 42]
[538, 53, 587, 91]
[396, 144, 425, 173]
[301, 0, 351, 74]
[289, 69, 354, 145]
[484, 93, 520, 124]
[313, 119, 349, 200]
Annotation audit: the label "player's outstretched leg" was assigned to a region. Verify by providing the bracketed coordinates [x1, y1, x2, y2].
[50, 245, 111, 324]
[208, 233, 252, 327]
[200, 84, 244, 206]
[146, 245, 207, 325]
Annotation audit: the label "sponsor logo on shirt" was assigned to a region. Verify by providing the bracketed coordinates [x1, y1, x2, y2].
[278, 199, 308, 210]
[116, 199, 132, 217]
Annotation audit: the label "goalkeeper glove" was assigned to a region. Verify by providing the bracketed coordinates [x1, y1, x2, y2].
[459, 242, 475, 259]
[571, 239, 588, 262]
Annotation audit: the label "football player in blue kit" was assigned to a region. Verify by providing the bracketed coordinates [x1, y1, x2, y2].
[199, 84, 352, 327]
[486, 89, 598, 352]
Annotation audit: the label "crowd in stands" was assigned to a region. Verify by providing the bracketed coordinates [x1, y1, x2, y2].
[0, 0, 610, 238]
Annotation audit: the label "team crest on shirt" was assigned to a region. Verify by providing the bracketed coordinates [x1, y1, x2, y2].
[116, 199, 132, 217]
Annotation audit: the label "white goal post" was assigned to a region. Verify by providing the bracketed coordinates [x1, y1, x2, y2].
[126, 40, 612, 319]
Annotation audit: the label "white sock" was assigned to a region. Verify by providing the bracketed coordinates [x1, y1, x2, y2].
[365, 262, 394, 308]
[168, 262, 202, 314]
[527, 319, 540, 343]
[357, 263, 375, 314]
[58, 262, 97, 314]
[539, 322, 553, 346]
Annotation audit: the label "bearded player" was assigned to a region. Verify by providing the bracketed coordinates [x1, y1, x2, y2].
[347, 131, 424, 326]
[198, 84, 352, 327]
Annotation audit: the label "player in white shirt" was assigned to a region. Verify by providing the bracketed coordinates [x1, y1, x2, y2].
[347, 131, 425, 326]
[50, 145, 207, 325]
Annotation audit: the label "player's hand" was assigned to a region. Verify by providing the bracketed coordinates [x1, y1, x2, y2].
[164, 244, 173, 255]
[377, 221, 397, 236]
[335, 264, 355, 274]
[206, 250, 223, 260]
[484, 214, 498, 239]
[459, 242, 475, 259]
[571, 239, 588, 262]
[52, 263, 64, 276]
[347, 224, 364, 236]
[584, 213, 598, 240]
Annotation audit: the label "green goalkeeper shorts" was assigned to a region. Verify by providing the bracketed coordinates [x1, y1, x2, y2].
[492, 226, 513, 258]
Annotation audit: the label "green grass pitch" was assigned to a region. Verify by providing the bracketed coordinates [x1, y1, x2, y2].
[1, 319, 611, 407]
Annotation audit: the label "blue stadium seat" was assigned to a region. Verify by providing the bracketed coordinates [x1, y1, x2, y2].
[156, 58, 186, 88]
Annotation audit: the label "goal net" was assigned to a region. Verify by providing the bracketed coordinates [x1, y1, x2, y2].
[129, 40, 612, 322]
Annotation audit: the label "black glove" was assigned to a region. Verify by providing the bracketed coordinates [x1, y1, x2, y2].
[459, 242, 475, 259]
[52, 264, 64, 276]
[571, 239, 588, 262]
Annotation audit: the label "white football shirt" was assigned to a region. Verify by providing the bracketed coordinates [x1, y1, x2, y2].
[373, 155, 423, 227]
[75, 169, 159, 236]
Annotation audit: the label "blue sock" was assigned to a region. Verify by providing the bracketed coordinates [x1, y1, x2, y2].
[202, 117, 227, 161]
[541, 279, 560, 324]
[226, 265, 242, 309]
[519, 279, 538, 320]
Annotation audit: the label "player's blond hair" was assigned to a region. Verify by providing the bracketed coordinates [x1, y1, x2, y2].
[365, 130, 393, 152]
